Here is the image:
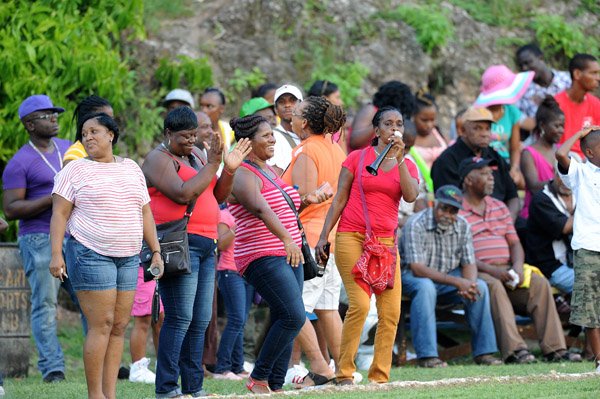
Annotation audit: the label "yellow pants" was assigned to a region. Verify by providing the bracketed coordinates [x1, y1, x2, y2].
[335, 232, 401, 383]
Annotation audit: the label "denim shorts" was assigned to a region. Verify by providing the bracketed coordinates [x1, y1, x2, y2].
[65, 238, 138, 292]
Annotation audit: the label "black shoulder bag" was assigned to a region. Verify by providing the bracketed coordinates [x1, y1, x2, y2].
[139, 153, 199, 282]
[245, 161, 322, 280]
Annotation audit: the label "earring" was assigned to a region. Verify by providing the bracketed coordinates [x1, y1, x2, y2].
[109, 139, 112, 142]
[540, 128, 546, 136]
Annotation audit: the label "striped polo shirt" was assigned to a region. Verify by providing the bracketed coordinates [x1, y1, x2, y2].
[460, 196, 518, 265]
[53, 157, 150, 257]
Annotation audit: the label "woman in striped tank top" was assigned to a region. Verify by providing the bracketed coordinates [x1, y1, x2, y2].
[228, 115, 330, 394]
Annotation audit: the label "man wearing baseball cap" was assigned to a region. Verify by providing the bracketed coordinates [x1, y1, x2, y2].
[400, 184, 500, 368]
[431, 106, 519, 221]
[164, 88, 195, 113]
[2, 94, 82, 383]
[459, 158, 580, 364]
[239, 97, 277, 128]
[268, 84, 303, 175]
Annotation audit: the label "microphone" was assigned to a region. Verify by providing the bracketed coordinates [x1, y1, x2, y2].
[366, 131, 403, 176]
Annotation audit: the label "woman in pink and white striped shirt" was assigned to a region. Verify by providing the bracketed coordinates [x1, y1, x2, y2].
[228, 114, 329, 394]
[50, 113, 163, 399]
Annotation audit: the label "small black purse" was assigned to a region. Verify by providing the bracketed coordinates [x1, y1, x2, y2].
[245, 161, 322, 281]
[140, 154, 199, 282]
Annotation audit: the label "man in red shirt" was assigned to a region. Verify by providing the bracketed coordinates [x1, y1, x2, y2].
[555, 54, 600, 158]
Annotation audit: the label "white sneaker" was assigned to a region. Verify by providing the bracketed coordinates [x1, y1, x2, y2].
[243, 361, 254, 373]
[284, 364, 309, 386]
[129, 357, 155, 384]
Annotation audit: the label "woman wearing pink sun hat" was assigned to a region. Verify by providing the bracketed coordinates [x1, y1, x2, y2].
[474, 65, 535, 189]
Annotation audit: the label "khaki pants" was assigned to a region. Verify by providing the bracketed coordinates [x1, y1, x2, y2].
[335, 232, 401, 383]
[479, 272, 565, 359]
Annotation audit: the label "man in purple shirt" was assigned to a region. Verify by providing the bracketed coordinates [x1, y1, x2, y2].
[2, 95, 80, 383]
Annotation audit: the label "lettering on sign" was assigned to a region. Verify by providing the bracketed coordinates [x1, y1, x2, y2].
[0, 268, 27, 287]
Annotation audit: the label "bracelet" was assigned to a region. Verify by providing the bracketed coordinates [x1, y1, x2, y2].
[152, 250, 161, 257]
[301, 195, 309, 206]
[223, 167, 236, 176]
[398, 158, 405, 167]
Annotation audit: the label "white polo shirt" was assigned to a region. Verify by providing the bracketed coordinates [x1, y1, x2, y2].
[559, 158, 600, 251]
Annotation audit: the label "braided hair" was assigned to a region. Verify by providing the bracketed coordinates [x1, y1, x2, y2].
[372, 81, 415, 119]
[230, 115, 269, 141]
[74, 95, 112, 142]
[301, 96, 346, 135]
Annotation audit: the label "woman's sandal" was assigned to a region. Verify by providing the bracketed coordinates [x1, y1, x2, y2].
[246, 376, 272, 394]
[506, 349, 536, 364]
[293, 371, 336, 388]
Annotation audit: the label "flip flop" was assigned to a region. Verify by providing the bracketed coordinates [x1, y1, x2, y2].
[293, 371, 335, 388]
[246, 376, 271, 394]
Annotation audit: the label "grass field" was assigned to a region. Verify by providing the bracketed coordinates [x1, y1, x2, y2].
[3, 318, 599, 398]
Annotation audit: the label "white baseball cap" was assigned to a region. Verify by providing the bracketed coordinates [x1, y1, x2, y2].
[164, 89, 195, 108]
[274, 84, 303, 103]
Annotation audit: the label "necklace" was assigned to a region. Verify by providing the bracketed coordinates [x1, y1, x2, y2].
[374, 147, 396, 160]
[29, 139, 63, 175]
[161, 142, 185, 159]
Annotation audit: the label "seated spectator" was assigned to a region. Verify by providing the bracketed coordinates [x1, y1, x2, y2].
[519, 96, 565, 220]
[474, 65, 535, 189]
[526, 173, 574, 294]
[400, 185, 500, 368]
[555, 54, 600, 159]
[431, 107, 519, 220]
[460, 158, 580, 363]
[515, 44, 571, 133]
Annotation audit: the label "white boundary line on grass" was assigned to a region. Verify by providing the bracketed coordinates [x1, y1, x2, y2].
[213, 371, 599, 397]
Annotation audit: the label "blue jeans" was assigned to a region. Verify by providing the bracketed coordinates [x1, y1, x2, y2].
[214, 270, 254, 374]
[17, 233, 85, 378]
[244, 256, 304, 391]
[550, 264, 574, 294]
[401, 268, 498, 359]
[155, 235, 217, 398]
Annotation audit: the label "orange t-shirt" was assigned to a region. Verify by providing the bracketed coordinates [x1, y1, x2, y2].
[282, 134, 346, 248]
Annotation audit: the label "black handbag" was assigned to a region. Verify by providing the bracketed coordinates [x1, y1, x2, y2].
[245, 161, 322, 280]
[140, 154, 199, 282]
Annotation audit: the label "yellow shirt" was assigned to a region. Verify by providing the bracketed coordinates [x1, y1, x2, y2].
[219, 120, 235, 150]
[63, 140, 87, 162]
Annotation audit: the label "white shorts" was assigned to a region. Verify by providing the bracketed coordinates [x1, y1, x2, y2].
[303, 251, 342, 312]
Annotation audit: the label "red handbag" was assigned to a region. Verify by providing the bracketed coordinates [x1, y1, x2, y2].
[351, 148, 397, 295]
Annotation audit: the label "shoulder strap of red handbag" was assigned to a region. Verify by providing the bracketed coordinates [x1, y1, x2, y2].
[357, 148, 372, 236]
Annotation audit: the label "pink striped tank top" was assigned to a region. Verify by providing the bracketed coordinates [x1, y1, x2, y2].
[230, 163, 302, 274]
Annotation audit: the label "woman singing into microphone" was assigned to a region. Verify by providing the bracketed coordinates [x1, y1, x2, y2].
[316, 106, 419, 384]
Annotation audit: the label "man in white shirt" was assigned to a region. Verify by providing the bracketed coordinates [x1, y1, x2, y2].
[556, 125, 600, 373]
[268, 84, 303, 175]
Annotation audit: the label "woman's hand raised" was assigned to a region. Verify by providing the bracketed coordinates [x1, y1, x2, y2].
[206, 130, 224, 165]
[224, 138, 252, 174]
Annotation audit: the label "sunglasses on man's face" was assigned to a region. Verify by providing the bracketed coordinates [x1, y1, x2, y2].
[30, 112, 59, 121]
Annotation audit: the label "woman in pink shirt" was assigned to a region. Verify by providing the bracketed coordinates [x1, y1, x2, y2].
[317, 106, 419, 384]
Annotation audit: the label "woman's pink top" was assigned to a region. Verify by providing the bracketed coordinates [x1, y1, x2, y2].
[217, 208, 236, 272]
[412, 127, 447, 169]
[520, 146, 555, 219]
[229, 163, 302, 274]
[338, 147, 419, 237]
[148, 152, 219, 239]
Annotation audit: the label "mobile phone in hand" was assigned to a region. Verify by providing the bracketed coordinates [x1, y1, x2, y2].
[319, 242, 331, 265]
